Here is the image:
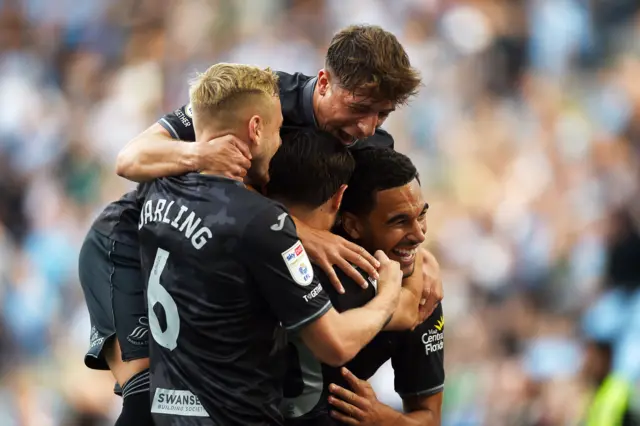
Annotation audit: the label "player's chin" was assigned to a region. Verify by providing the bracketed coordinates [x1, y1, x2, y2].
[388, 254, 416, 280]
[401, 263, 416, 279]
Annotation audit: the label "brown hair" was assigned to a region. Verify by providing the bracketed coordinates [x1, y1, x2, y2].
[325, 25, 421, 105]
[189, 63, 279, 127]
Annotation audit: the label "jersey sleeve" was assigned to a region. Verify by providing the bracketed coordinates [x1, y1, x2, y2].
[157, 104, 196, 141]
[391, 303, 444, 398]
[241, 204, 332, 332]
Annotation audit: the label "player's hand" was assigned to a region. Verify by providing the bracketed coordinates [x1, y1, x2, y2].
[297, 223, 379, 294]
[328, 367, 400, 426]
[374, 251, 402, 297]
[195, 134, 252, 180]
[417, 248, 443, 324]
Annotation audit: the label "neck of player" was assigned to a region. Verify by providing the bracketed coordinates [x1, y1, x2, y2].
[285, 204, 335, 232]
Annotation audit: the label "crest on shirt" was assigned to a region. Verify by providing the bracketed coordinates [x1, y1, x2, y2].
[281, 240, 314, 286]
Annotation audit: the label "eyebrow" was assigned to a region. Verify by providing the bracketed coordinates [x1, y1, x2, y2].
[385, 202, 429, 224]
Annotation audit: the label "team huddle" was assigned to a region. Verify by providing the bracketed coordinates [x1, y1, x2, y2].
[79, 25, 445, 426]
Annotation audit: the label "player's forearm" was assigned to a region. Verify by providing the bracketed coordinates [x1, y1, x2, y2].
[116, 130, 198, 182]
[372, 401, 439, 426]
[394, 394, 442, 426]
[385, 407, 438, 426]
[384, 259, 423, 330]
[331, 289, 398, 364]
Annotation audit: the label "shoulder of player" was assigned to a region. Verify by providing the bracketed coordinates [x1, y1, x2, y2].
[232, 184, 282, 211]
[239, 194, 293, 236]
[143, 174, 262, 211]
[276, 71, 315, 127]
[157, 103, 195, 141]
[351, 128, 395, 151]
[275, 70, 312, 95]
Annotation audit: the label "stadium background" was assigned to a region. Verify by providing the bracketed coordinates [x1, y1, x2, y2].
[1, 0, 640, 424]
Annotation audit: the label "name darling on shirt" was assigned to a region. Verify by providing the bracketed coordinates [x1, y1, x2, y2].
[139, 198, 212, 251]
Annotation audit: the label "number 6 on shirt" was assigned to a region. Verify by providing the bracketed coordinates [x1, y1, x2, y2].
[147, 248, 180, 350]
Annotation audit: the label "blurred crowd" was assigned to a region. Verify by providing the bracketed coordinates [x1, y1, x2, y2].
[0, 0, 640, 424]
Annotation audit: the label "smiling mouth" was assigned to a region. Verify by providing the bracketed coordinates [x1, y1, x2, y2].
[336, 129, 357, 146]
[391, 246, 419, 266]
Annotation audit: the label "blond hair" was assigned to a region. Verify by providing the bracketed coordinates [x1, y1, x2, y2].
[188, 63, 279, 129]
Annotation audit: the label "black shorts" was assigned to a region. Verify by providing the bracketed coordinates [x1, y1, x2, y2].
[79, 228, 148, 370]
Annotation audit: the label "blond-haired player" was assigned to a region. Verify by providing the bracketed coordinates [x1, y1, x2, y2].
[135, 63, 403, 426]
[79, 63, 281, 426]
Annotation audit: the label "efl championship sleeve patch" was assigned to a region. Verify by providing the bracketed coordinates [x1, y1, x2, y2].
[185, 103, 193, 118]
[281, 241, 314, 286]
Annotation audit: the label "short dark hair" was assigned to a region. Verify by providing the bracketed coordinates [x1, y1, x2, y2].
[266, 128, 355, 208]
[325, 25, 421, 105]
[341, 148, 418, 216]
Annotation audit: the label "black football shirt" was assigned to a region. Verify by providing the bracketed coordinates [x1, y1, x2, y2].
[137, 173, 332, 425]
[282, 267, 445, 426]
[91, 70, 394, 247]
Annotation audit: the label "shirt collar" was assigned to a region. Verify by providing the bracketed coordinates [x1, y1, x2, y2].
[302, 76, 318, 128]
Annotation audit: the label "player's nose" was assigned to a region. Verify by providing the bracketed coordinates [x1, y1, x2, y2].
[411, 220, 426, 244]
[356, 116, 377, 138]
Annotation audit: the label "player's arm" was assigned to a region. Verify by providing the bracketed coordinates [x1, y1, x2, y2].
[329, 305, 445, 425]
[418, 248, 444, 322]
[244, 207, 402, 367]
[388, 303, 445, 425]
[399, 393, 443, 426]
[327, 368, 442, 426]
[298, 252, 401, 366]
[383, 249, 424, 331]
[116, 122, 197, 181]
[116, 106, 250, 182]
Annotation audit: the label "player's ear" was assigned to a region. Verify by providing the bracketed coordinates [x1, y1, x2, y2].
[317, 69, 330, 96]
[330, 184, 348, 213]
[340, 212, 362, 240]
[248, 115, 262, 146]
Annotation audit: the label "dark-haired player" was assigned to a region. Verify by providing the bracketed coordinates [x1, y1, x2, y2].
[266, 148, 443, 426]
[137, 64, 404, 426]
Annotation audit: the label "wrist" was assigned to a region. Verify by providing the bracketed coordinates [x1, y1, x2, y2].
[380, 402, 404, 426]
[180, 142, 201, 172]
[376, 286, 400, 315]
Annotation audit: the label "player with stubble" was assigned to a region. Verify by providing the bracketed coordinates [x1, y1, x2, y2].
[137, 63, 404, 426]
